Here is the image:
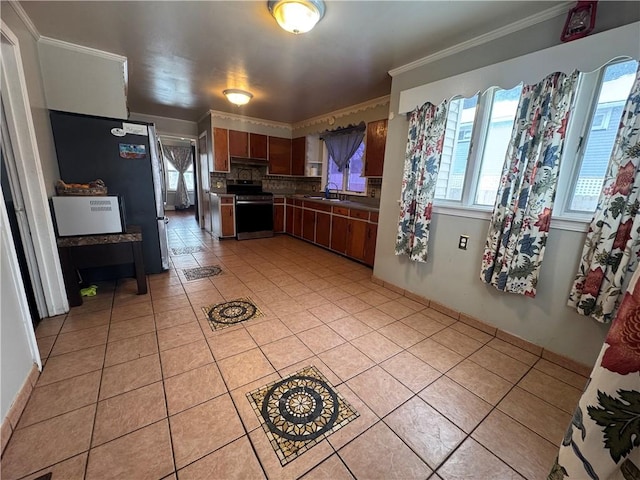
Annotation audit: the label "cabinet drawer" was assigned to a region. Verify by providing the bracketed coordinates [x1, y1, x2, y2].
[309, 202, 332, 212]
[333, 206, 349, 216]
[294, 199, 303, 207]
[274, 196, 285, 204]
[350, 209, 369, 220]
[370, 212, 379, 223]
[220, 196, 234, 204]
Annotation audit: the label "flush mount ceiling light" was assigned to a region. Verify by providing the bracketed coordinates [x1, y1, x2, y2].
[268, 0, 325, 34]
[223, 89, 253, 106]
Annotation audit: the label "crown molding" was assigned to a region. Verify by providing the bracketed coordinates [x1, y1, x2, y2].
[9, 1, 40, 41]
[206, 109, 293, 130]
[292, 95, 390, 130]
[38, 36, 127, 62]
[389, 2, 573, 77]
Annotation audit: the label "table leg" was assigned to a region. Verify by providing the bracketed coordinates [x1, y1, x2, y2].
[58, 247, 83, 307]
[132, 241, 147, 295]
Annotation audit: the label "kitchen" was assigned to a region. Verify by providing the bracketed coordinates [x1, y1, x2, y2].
[2, 4, 637, 478]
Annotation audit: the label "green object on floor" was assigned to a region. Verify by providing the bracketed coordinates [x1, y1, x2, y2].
[80, 285, 98, 297]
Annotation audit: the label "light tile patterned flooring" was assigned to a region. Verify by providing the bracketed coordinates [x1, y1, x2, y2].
[1, 210, 589, 479]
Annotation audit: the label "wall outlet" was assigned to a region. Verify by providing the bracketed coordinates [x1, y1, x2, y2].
[458, 235, 469, 250]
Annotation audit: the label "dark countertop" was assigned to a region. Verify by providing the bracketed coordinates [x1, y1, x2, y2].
[56, 226, 142, 247]
[290, 195, 380, 213]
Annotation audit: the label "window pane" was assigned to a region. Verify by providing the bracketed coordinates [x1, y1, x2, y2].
[166, 163, 195, 191]
[435, 95, 477, 201]
[570, 59, 638, 212]
[167, 170, 179, 190]
[347, 142, 366, 193]
[475, 84, 523, 206]
[327, 155, 343, 190]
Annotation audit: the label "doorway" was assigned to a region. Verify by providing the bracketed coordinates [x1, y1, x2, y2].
[1, 113, 41, 328]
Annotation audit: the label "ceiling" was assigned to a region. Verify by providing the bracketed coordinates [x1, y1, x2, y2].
[19, 1, 562, 124]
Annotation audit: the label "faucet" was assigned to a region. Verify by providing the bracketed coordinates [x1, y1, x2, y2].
[324, 182, 339, 199]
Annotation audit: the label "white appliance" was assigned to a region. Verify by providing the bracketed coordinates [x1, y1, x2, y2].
[52, 196, 125, 236]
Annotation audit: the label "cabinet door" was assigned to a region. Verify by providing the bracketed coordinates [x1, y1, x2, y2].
[346, 219, 367, 261]
[302, 208, 315, 242]
[316, 212, 330, 248]
[268, 136, 292, 175]
[330, 215, 348, 254]
[274, 204, 285, 233]
[213, 127, 229, 172]
[250, 133, 268, 160]
[220, 204, 235, 237]
[228, 130, 249, 158]
[285, 202, 294, 234]
[363, 223, 378, 266]
[364, 119, 387, 177]
[291, 137, 306, 176]
[293, 206, 303, 237]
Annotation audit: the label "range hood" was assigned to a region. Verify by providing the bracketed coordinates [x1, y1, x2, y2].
[230, 156, 268, 166]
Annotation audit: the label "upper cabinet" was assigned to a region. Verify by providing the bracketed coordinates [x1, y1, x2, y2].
[291, 137, 306, 176]
[228, 130, 249, 158]
[213, 127, 229, 172]
[268, 136, 292, 175]
[364, 119, 388, 177]
[249, 134, 268, 160]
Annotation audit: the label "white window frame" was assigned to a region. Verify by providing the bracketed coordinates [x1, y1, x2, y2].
[165, 162, 195, 193]
[322, 141, 368, 197]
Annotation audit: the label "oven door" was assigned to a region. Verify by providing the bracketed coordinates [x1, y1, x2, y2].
[235, 198, 274, 240]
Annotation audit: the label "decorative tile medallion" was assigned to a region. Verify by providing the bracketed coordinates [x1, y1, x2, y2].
[247, 365, 359, 466]
[171, 246, 205, 256]
[202, 298, 263, 331]
[183, 265, 222, 281]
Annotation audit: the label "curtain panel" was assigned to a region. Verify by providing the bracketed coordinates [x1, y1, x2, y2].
[395, 100, 448, 263]
[164, 145, 192, 209]
[568, 65, 640, 323]
[320, 122, 366, 172]
[551, 264, 640, 480]
[480, 71, 578, 297]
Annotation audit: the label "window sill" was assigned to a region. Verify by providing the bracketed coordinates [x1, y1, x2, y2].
[430, 203, 590, 232]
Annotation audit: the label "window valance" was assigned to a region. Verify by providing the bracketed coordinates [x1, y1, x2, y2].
[398, 21, 640, 115]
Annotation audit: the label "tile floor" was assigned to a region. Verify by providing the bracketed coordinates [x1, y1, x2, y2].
[1, 210, 590, 480]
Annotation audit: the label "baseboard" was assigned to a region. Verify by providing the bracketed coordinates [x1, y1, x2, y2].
[371, 275, 592, 377]
[1, 364, 40, 455]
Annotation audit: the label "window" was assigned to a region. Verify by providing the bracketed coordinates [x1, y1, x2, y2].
[434, 84, 522, 206]
[567, 59, 638, 213]
[326, 141, 366, 194]
[166, 163, 195, 191]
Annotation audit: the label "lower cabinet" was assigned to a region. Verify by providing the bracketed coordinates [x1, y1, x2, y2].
[211, 194, 236, 238]
[274, 197, 285, 233]
[285, 198, 378, 267]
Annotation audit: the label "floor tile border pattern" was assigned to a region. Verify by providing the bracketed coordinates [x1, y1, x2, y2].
[11, 226, 589, 479]
[247, 365, 360, 466]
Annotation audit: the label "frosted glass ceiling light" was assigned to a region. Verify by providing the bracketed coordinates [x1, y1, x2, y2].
[223, 89, 253, 106]
[268, 0, 325, 34]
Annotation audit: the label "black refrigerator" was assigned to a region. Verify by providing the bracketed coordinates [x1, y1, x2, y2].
[49, 110, 169, 274]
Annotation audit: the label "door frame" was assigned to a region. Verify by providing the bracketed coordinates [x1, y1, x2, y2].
[1, 20, 68, 316]
[198, 130, 211, 231]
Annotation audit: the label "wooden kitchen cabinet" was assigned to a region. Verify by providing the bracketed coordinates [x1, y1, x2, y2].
[213, 127, 230, 172]
[293, 202, 303, 237]
[268, 136, 292, 175]
[302, 208, 315, 242]
[220, 197, 235, 238]
[274, 197, 285, 233]
[250, 133, 268, 160]
[291, 137, 306, 176]
[346, 218, 367, 261]
[330, 215, 349, 254]
[228, 130, 249, 158]
[285, 199, 294, 234]
[364, 119, 387, 177]
[363, 223, 378, 266]
[316, 212, 330, 248]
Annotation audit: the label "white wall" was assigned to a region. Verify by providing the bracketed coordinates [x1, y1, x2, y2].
[1, 5, 59, 197]
[129, 112, 198, 138]
[376, 3, 640, 366]
[1, 194, 39, 421]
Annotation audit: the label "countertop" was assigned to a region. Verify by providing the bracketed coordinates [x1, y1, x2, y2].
[56, 226, 143, 247]
[290, 195, 380, 213]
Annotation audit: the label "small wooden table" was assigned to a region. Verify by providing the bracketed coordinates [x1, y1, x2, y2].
[57, 226, 147, 307]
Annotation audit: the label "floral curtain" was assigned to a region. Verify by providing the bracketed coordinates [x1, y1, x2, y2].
[567, 65, 640, 323]
[320, 122, 366, 172]
[164, 145, 192, 209]
[480, 71, 578, 296]
[395, 100, 448, 263]
[550, 265, 640, 480]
